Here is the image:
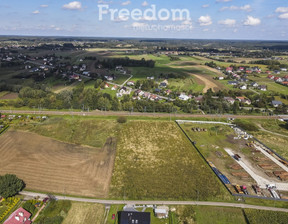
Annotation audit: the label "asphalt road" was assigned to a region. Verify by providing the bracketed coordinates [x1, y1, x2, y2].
[1, 109, 287, 120]
[20, 191, 288, 213]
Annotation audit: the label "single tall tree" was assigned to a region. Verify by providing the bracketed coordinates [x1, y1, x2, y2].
[0, 174, 25, 198]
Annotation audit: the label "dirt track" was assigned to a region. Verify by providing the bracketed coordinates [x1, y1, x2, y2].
[0, 93, 18, 100]
[192, 74, 222, 92]
[0, 130, 116, 198]
[0, 109, 285, 120]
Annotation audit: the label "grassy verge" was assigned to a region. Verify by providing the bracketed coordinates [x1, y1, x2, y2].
[63, 202, 105, 224]
[14, 116, 119, 148]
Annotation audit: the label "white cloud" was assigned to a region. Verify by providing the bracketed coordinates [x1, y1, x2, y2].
[142, 1, 149, 7]
[121, 1, 131, 6]
[182, 19, 192, 25]
[218, 19, 236, 26]
[40, 5, 48, 8]
[32, 10, 40, 14]
[216, 0, 232, 2]
[98, 0, 112, 4]
[244, 16, 261, 26]
[198, 15, 212, 26]
[279, 13, 288, 19]
[62, 1, 82, 10]
[221, 5, 252, 12]
[275, 7, 288, 13]
[202, 4, 210, 8]
[50, 25, 62, 31]
[203, 28, 209, 32]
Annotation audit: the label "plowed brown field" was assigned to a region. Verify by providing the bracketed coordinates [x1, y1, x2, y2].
[0, 130, 116, 198]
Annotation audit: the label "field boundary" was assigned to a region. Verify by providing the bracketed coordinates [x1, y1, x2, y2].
[175, 120, 234, 196]
[175, 120, 288, 203]
[0, 125, 9, 136]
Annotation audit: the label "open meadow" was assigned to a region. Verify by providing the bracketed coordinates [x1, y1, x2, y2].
[63, 202, 105, 224]
[240, 119, 288, 160]
[109, 120, 231, 201]
[174, 205, 247, 224]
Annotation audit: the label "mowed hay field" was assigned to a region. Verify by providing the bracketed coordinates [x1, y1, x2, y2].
[17, 116, 119, 148]
[0, 118, 118, 197]
[63, 202, 105, 224]
[110, 121, 231, 201]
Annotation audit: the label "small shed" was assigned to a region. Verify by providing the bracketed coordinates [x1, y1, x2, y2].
[154, 206, 169, 219]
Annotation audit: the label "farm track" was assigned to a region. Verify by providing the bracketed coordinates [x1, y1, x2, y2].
[1, 109, 287, 120]
[257, 124, 288, 138]
[20, 191, 288, 213]
[192, 73, 222, 93]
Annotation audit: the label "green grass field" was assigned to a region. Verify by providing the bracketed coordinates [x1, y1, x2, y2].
[63, 202, 105, 224]
[191, 206, 246, 224]
[244, 209, 288, 224]
[238, 119, 288, 159]
[109, 120, 231, 201]
[14, 116, 119, 148]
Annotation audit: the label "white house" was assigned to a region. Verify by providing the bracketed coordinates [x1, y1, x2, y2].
[179, 94, 190, 101]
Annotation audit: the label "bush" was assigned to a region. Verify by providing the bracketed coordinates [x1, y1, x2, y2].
[117, 116, 127, 124]
[234, 120, 259, 132]
[22, 201, 37, 215]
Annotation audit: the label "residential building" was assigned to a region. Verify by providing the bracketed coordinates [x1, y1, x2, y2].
[224, 97, 235, 105]
[228, 81, 238, 86]
[179, 94, 190, 101]
[118, 211, 150, 224]
[4, 208, 31, 224]
[259, 85, 267, 91]
[272, 100, 283, 108]
[154, 206, 169, 219]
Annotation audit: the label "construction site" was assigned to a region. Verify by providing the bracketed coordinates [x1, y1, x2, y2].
[178, 120, 288, 200]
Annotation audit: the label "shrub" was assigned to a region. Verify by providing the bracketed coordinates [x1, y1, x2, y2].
[117, 116, 127, 124]
[234, 120, 259, 132]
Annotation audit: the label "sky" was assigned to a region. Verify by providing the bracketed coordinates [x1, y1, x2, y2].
[0, 0, 288, 40]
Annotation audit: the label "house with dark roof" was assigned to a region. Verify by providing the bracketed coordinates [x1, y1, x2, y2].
[118, 211, 150, 224]
[272, 100, 283, 108]
[228, 81, 238, 86]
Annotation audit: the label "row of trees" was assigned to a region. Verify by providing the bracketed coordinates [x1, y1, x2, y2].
[95, 57, 155, 68]
[1, 82, 287, 114]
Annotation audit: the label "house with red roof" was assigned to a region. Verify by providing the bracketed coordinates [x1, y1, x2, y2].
[236, 97, 251, 105]
[226, 67, 233, 73]
[4, 208, 32, 224]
